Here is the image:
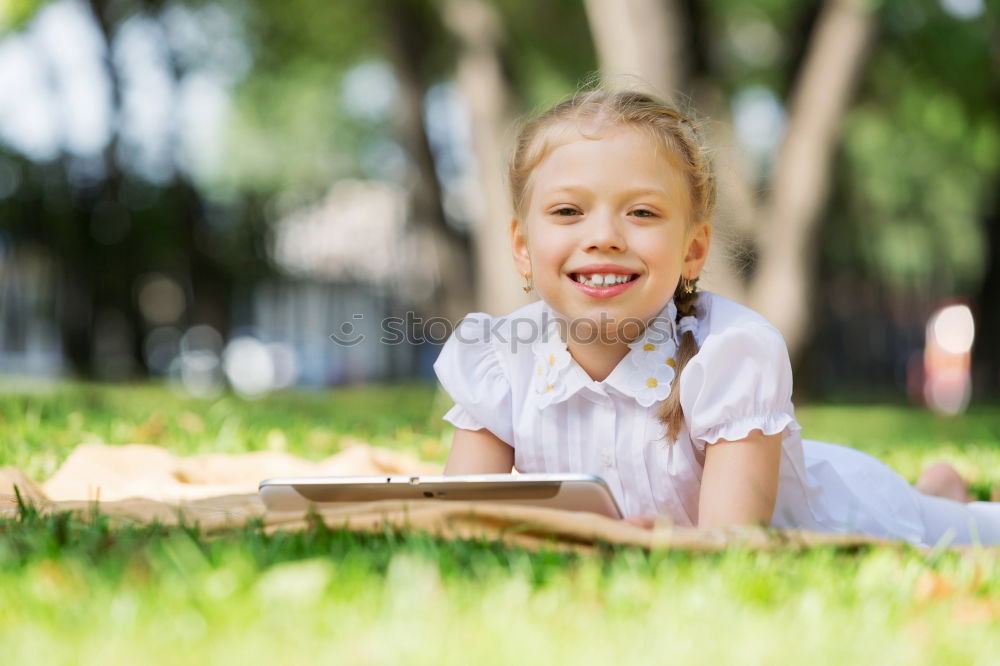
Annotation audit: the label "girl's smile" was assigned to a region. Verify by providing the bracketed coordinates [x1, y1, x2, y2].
[567, 263, 640, 298]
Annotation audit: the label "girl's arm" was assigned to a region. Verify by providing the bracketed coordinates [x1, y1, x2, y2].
[697, 429, 782, 529]
[444, 427, 515, 474]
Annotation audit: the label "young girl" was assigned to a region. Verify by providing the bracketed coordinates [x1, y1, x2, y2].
[432, 88, 1000, 547]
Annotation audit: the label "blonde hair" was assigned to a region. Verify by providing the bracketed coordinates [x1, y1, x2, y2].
[507, 87, 716, 441]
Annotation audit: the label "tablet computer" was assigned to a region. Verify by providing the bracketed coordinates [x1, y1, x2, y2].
[258, 473, 623, 519]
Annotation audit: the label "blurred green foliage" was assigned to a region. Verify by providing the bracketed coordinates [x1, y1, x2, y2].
[1, 0, 997, 388]
[2, 0, 996, 295]
[215, 0, 999, 299]
[837, 5, 1000, 293]
[0, 0, 50, 32]
[219, 0, 385, 197]
[217, 0, 601, 198]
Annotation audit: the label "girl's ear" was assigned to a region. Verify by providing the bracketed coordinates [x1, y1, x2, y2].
[510, 217, 532, 276]
[683, 221, 711, 278]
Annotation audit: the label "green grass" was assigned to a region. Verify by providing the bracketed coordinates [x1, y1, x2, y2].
[2, 383, 1000, 664]
[0, 381, 455, 482]
[3, 498, 1000, 665]
[3, 382, 998, 496]
[798, 403, 1000, 501]
[3, 502, 1000, 665]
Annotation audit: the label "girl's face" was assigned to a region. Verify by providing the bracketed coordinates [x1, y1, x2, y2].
[511, 124, 710, 340]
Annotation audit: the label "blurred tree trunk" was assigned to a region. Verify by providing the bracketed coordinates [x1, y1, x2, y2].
[747, 0, 874, 355]
[582, 0, 689, 97]
[584, 0, 874, 359]
[440, 0, 530, 318]
[158, 21, 234, 342]
[80, 0, 253, 375]
[382, 0, 474, 324]
[52, 180, 96, 376]
[66, 0, 138, 378]
[172, 180, 233, 337]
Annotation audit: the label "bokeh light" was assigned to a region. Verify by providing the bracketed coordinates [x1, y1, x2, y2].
[923, 303, 975, 415]
[930, 304, 975, 355]
[143, 326, 181, 374]
[223, 336, 274, 398]
[136, 273, 186, 325]
[182, 324, 224, 355]
[267, 342, 299, 391]
[169, 348, 224, 399]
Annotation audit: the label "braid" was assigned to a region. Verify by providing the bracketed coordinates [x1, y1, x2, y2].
[657, 279, 701, 441]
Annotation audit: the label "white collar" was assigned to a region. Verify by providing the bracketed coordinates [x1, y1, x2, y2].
[531, 300, 687, 409]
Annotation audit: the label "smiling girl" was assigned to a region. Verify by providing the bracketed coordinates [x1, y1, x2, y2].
[432, 88, 1000, 546]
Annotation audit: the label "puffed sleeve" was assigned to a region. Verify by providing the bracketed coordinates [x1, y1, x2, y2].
[432, 313, 515, 446]
[679, 322, 801, 451]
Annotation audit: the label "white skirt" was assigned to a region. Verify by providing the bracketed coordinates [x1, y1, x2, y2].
[796, 439, 1000, 547]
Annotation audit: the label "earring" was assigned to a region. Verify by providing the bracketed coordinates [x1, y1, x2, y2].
[680, 276, 697, 295]
[522, 273, 533, 293]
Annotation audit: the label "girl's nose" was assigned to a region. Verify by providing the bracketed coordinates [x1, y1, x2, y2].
[584, 208, 627, 252]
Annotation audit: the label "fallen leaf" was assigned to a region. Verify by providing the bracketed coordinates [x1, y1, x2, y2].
[178, 411, 205, 434]
[130, 412, 167, 443]
[913, 571, 955, 603]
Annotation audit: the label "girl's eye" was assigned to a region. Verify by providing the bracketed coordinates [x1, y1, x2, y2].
[630, 209, 657, 218]
[552, 207, 580, 217]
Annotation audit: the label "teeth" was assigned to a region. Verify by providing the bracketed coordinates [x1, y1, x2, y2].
[573, 273, 635, 287]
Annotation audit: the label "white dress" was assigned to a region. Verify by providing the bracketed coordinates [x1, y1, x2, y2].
[433, 292, 1000, 547]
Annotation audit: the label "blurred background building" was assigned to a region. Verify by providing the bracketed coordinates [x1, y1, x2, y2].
[0, 0, 997, 406]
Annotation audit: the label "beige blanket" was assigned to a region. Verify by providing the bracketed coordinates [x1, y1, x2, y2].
[0, 443, 905, 553]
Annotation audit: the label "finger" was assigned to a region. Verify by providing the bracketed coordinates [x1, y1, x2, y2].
[623, 514, 656, 529]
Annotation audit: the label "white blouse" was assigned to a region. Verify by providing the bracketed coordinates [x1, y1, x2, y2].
[433, 292, 930, 544]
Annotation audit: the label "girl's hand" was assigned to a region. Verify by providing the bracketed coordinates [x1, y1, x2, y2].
[623, 514, 659, 529]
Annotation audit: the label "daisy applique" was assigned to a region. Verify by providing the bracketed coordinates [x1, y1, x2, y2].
[629, 362, 676, 407]
[623, 301, 680, 407]
[532, 320, 572, 408]
[627, 337, 678, 370]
